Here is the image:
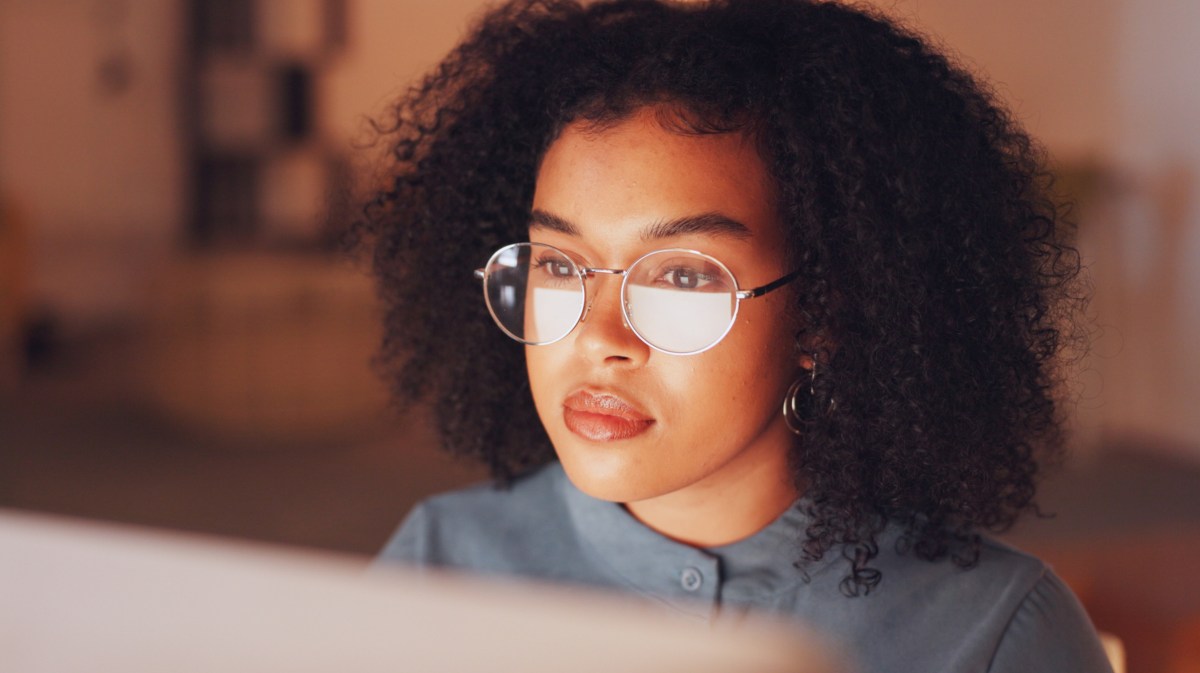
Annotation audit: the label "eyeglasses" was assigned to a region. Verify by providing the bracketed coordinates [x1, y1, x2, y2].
[474, 242, 799, 355]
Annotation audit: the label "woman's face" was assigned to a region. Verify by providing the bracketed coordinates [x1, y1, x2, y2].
[527, 108, 801, 529]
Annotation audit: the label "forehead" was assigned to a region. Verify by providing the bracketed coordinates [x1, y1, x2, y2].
[531, 108, 783, 254]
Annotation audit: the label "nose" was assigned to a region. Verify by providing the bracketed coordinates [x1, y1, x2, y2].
[573, 275, 650, 366]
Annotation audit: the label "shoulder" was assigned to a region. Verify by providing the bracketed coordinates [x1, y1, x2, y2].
[797, 533, 1112, 673]
[917, 537, 1110, 672]
[405, 462, 562, 531]
[376, 462, 581, 575]
[978, 540, 1114, 673]
[840, 533, 1050, 614]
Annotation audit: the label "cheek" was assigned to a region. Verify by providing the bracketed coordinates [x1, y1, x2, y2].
[653, 351, 776, 428]
[719, 305, 798, 406]
[524, 342, 581, 427]
[524, 346, 557, 407]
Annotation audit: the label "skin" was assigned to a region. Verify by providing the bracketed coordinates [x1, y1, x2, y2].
[526, 107, 806, 547]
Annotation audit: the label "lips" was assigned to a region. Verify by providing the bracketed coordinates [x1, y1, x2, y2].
[562, 390, 655, 441]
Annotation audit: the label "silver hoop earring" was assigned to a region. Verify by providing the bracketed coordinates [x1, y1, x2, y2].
[783, 354, 834, 435]
[783, 358, 818, 435]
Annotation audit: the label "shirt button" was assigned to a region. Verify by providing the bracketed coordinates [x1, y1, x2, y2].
[680, 567, 703, 592]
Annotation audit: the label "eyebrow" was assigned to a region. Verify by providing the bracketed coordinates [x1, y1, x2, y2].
[529, 210, 580, 235]
[529, 209, 753, 241]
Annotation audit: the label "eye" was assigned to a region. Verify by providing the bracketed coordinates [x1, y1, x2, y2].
[532, 253, 576, 280]
[657, 264, 721, 290]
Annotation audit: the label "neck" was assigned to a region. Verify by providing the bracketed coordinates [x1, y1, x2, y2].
[623, 424, 802, 548]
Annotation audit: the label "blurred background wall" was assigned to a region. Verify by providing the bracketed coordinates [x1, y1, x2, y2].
[2, 0, 1197, 453]
[1, 1, 1199, 671]
[882, 0, 1200, 459]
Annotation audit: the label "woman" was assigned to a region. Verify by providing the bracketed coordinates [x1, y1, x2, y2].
[357, 1, 1111, 670]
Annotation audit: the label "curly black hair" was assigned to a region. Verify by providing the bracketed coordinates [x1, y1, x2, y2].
[350, 0, 1083, 596]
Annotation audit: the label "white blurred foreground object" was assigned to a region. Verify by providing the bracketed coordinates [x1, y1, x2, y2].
[1098, 633, 1125, 673]
[0, 510, 849, 673]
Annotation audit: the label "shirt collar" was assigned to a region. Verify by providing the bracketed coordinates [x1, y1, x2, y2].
[553, 462, 812, 618]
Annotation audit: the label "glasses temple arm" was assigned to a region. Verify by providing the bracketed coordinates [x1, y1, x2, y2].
[737, 269, 802, 299]
[473, 269, 485, 280]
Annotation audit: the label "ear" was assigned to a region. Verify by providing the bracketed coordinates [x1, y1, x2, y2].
[797, 352, 815, 371]
[793, 331, 833, 371]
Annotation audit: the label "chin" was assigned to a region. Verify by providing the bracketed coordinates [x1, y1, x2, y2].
[553, 443, 658, 504]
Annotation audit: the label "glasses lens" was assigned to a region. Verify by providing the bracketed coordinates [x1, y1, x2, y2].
[624, 250, 738, 354]
[483, 243, 584, 344]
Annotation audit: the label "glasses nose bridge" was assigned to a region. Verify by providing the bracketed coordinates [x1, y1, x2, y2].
[577, 266, 628, 323]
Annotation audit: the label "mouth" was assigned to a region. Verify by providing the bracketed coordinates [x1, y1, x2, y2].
[562, 390, 655, 442]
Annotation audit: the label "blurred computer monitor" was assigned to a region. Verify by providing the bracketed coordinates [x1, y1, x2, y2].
[0, 510, 849, 673]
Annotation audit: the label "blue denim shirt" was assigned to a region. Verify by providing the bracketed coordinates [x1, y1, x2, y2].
[379, 462, 1112, 673]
